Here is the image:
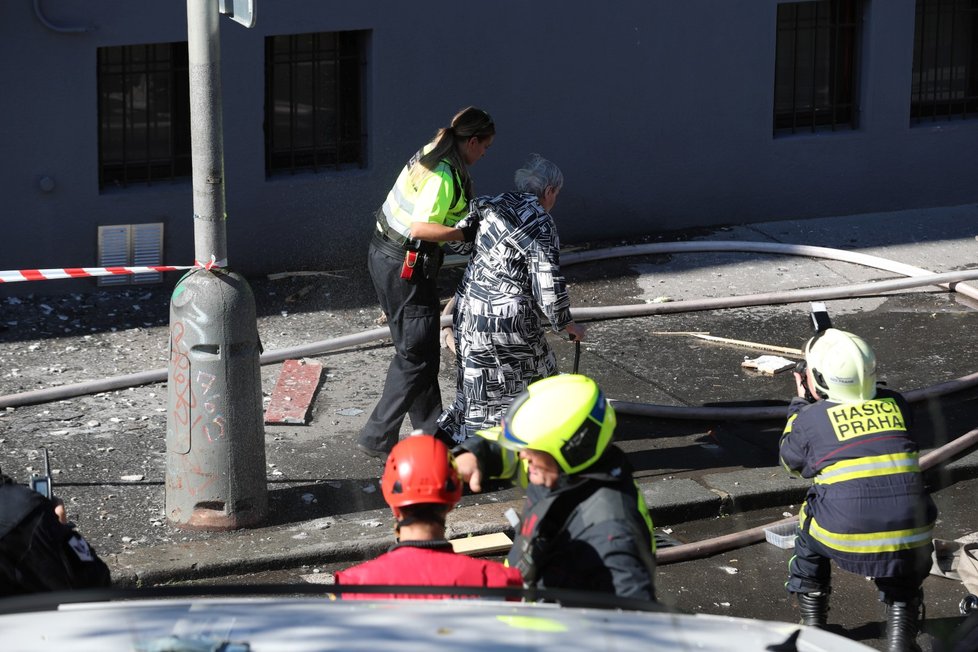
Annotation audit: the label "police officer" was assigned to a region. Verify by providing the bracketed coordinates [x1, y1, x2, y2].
[335, 434, 522, 597]
[454, 374, 657, 601]
[0, 473, 111, 596]
[358, 107, 495, 460]
[780, 328, 937, 652]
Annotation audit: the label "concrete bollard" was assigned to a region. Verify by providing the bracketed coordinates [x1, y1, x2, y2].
[165, 268, 268, 530]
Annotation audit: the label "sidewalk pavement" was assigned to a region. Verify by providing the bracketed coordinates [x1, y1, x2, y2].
[109, 448, 978, 587]
[104, 204, 978, 586]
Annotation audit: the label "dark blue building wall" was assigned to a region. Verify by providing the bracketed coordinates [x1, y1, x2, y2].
[1, 1, 974, 285]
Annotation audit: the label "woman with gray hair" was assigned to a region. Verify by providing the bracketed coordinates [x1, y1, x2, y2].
[436, 154, 586, 444]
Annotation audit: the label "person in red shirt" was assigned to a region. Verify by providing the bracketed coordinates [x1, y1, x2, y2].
[334, 434, 522, 599]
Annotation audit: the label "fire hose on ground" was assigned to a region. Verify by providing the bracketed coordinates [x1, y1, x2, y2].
[655, 426, 978, 565]
[2, 240, 977, 566]
[3, 241, 977, 414]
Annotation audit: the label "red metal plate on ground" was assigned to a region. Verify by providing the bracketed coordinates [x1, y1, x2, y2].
[263, 359, 324, 425]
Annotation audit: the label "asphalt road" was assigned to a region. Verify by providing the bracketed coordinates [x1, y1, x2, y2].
[2, 208, 976, 652]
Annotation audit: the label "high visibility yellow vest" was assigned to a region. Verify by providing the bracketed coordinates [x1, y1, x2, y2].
[379, 149, 467, 239]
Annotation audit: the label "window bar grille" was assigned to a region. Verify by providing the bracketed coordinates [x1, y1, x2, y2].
[915, 4, 922, 116]
[122, 48, 130, 187]
[831, 2, 840, 130]
[967, 2, 977, 119]
[811, 2, 820, 132]
[169, 48, 177, 180]
[830, 2, 842, 130]
[355, 52, 365, 169]
[263, 41, 270, 174]
[98, 55, 105, 188]
[913, 0, 978, 123]
[791, 7, 801, 133]
[312, 33, 321, 172]
[930, 0, 944, 120]
[947, 0, 952, 118]
[289, 36, 297, 173]
[146, 45, 155, 186]
[331, 35, 340, 170]
[264, 32, 364, 175]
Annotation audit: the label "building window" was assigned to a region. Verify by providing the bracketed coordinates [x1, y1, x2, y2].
[773, 0, 862, 135]
[911, 0, 978, 123]
[264, 31, 366, 176]
[97, 43, 192, 190]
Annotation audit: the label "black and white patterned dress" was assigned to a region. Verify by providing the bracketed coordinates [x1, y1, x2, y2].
[437, 192, 572, 442]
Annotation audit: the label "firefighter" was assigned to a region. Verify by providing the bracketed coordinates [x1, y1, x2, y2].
[780, 328, 937, 652]
[453, 374, 657, 601]
[358, 107, 495, 460]
[335, 434, 522, 598]
[0, 473, 111, 596]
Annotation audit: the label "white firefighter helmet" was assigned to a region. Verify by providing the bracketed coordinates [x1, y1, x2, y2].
[805, 328, 877, 402]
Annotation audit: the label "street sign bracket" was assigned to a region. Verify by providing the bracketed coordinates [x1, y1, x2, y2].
[219, 0, 256, 28]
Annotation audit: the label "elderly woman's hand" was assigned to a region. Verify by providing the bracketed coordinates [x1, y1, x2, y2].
[454, 452, 484, 493]
[565, 322, 587, 342]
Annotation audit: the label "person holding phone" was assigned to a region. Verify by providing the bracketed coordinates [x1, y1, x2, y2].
[0, 472, 111, 595]
[781, 328, 936, 651]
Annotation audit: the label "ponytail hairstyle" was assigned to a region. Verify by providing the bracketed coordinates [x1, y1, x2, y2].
[410, 106, 495, 199]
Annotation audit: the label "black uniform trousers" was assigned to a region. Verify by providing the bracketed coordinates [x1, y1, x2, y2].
[788, 526, 933, 603]
[358, 239, 443, 453]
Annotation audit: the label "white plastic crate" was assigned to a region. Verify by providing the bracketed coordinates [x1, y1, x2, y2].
[764, 522, 798, 549]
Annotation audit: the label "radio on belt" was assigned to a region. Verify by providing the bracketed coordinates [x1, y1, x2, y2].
[400, 250, 418, 280]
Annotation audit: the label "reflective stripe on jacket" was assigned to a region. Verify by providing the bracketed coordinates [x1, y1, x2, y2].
[779, 388, 937, 577]
[456, 433, 656, 600]
[800, 503, 935, 554]
[506, 448, 656, 600]
[814, 451, 920, 485]
[380, 152, 466, 239]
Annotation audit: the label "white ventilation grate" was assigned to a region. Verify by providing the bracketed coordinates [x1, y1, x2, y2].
[97, 223, 164, 286]
[131, 223, 164, 284]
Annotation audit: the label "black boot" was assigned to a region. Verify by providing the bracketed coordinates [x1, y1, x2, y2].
[796, 591, 829, 627]
[883, 597, 923, 652]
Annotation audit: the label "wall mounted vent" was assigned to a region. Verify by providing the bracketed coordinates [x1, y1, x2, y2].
[97, 223, 164, 286]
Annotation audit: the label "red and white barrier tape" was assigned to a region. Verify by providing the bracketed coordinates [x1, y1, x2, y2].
[0, 258, 226, 283]
[194, 255, 227, 271]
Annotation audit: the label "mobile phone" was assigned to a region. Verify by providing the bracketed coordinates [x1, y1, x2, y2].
[810, 302, 832, 333]
[29, 476, 52, 499]
[29, 447, 53, 499]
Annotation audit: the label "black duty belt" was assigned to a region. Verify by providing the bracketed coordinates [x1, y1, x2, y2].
[376, 219, 410, 246]
[371, 229, 408, 260]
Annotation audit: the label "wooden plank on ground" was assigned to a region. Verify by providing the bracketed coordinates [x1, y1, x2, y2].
[653, 331, 804, 357]
[263, 359, 324, 425]
[450, 532, 513, 556]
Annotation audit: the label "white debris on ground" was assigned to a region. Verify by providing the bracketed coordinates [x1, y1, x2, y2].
[740, 355, 795, 375]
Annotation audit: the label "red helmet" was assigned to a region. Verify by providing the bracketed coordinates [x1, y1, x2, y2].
[381, 435, 462, 516]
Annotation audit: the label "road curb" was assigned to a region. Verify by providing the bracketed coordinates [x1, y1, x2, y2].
[105, 445, 978, 586]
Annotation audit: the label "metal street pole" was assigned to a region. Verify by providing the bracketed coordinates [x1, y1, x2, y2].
[164, 0, 267, 530]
